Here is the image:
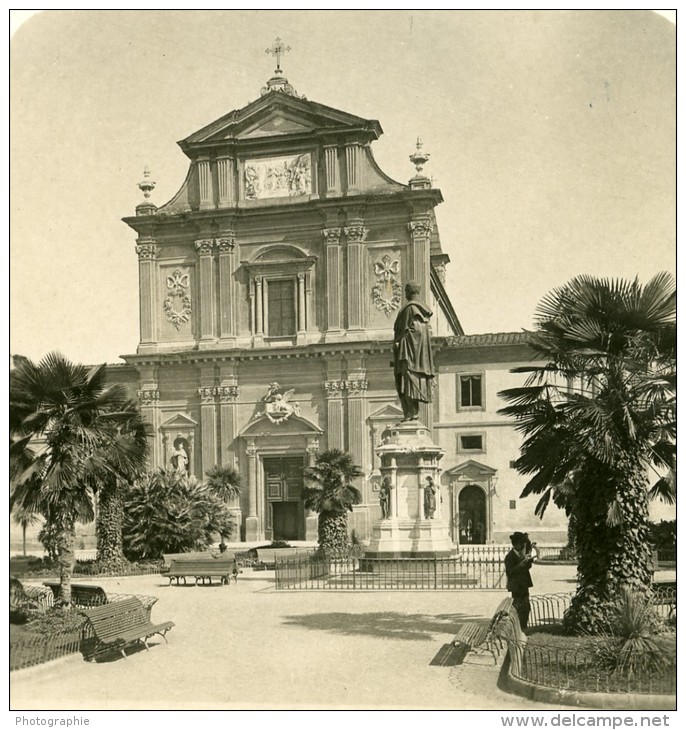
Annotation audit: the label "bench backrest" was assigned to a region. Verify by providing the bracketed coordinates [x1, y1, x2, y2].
[168, 558, 236, 574]
[162, 551, 214, 567]
[42, 581, 108, 606]
[80, 597, 149, 640]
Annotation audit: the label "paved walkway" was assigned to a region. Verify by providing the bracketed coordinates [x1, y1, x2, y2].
[10, 565, 674, 711]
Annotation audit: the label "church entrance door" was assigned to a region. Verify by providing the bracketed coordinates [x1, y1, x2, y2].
[264, 456, 305, 541]
[458, 484, 486, 545]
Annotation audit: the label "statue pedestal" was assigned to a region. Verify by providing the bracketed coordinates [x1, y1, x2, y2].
[366, 421, 456, 558]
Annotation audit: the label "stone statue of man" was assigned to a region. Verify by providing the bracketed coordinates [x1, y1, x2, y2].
[392, 282, 435, 421]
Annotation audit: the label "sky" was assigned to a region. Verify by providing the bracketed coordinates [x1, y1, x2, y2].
[9, 9, 676, 364]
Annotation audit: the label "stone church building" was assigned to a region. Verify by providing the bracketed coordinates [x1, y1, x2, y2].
[112, 63, 569, 546]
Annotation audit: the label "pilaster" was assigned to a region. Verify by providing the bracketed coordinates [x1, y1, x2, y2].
[324, 145, 340, 196]
[137, 386, 160, 468]
[407, 216, 433, 295]
[217, 157, 235, 208]
[217, 232, 237, 344]
[346, 374, 369, 500]
[198, 158, 214, 210]
[345, 143, 361, 195]
[323, 227, 343, 338]
[195, 238, 216, 344]
[344, 220, 369, 332]
[135, 240, 158, 347]
[324, 379, 346, 450]
[217, 374, 239, 467]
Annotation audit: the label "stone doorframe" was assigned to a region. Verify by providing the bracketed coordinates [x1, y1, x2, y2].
[239, 413, 323, 541]
[444, 459, 498, 545]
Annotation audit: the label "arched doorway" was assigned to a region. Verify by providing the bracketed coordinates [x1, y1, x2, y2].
[458, 484, 487, 545]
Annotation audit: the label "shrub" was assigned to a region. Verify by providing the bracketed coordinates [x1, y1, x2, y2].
[589, 589, 674, 678]
[122, 469, 236, 560]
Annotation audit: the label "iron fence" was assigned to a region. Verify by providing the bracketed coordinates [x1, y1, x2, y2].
[509, 592, 676, 695]
[275, 555, 507, 590]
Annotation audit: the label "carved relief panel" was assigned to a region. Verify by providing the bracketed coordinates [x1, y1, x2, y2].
[159, 264, 195, 341]
[241, 153, 313, 200]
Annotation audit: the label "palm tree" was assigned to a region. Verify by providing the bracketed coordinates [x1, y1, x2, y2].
[12, 505, 39, 557]
[10, 352, 151, 604]
[302, 449, 364, 553]
[498, 273, 675, 634]
[204, 465, 242, 548]
[94, 408, 150, 566]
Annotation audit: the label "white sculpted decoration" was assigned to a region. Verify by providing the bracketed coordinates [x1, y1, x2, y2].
[263, 382, 300, 424]
[244, 154, 311, 200]
[163, 268, 192, 329]
[371, 254, 402, 316]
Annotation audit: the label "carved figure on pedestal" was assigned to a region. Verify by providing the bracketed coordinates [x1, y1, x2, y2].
[171, 440, 189, 475]
[379, 477, 392, 519]
[424, 476, 437, 519]
[392, 282, 435, 422]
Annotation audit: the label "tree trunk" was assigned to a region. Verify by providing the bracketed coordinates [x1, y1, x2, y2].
[563, 454, 653, 634]
[22, 523, 27, 557]
[56, 518, 76, 606]
[317, 511, 350, 553]
[96, 483, 126, 565]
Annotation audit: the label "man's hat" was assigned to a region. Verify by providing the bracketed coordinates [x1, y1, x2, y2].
[509, 532, 527, 543]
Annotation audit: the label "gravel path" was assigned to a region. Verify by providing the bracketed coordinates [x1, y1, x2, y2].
[9, 563, 640, 710]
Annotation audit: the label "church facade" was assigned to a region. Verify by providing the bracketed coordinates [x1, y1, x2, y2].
[115, 65, 569, 546]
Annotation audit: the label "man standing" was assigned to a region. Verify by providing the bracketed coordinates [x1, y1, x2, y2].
[391, 282, 435, 422]
[504, 531, 535, 630]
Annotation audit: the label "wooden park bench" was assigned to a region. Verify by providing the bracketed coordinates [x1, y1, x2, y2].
[43, 581, 108, 608]
[451, 596, 514, 664]
[79, 596, 174, 661]
[161, 551, 214, 570]
[167, 556, 238, 585]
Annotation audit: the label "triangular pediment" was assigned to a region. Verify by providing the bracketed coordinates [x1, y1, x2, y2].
[159, 412, 198, 430]
[239, 413, 323, 437]
[238, 112, 314, 139]
[445, 459, 496, 478]
[179, 92, 381, 152]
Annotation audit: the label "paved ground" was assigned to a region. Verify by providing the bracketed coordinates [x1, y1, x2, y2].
[10, 565, 675, 711]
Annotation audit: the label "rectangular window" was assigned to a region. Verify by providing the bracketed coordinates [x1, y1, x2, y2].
[509, 500, 517, 510]
[460, 435, 483, 451]
[267, 279, 296, 337]
[459, 374, 483, 408]
[457, 433, 486, 453]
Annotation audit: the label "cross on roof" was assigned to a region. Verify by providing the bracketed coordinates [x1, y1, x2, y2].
[266, 37, 291, 73]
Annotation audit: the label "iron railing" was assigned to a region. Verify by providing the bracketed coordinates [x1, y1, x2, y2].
[507, 592, 676, 695]
[275, 555, 507, 590]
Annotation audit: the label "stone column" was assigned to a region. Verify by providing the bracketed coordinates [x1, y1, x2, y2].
[245, 440, 260, 541]
[323, 227, 343, 338]
[195, 239, 216, 344]
[297, 272, 307, 342]
[198, 158, 214, 210]
[135, 240, 158, 346]
[408, 217, 433, 296]
[254, 276, 264, 343]
[324, 145, 340, 196]
[324, 380, 346, 450]
[305, 438, 320, 541]
[198, 386, 217, 475]
[217, 233, 237, 343]
[217, 157, 235, 208]
[344, 221, 369, 333]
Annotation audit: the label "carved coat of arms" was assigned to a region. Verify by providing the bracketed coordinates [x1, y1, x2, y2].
[371, 255, 402, 316]
[263, 382, 301, 424]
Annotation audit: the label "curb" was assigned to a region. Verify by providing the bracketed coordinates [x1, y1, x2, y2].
[500, 651, 676, 711]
